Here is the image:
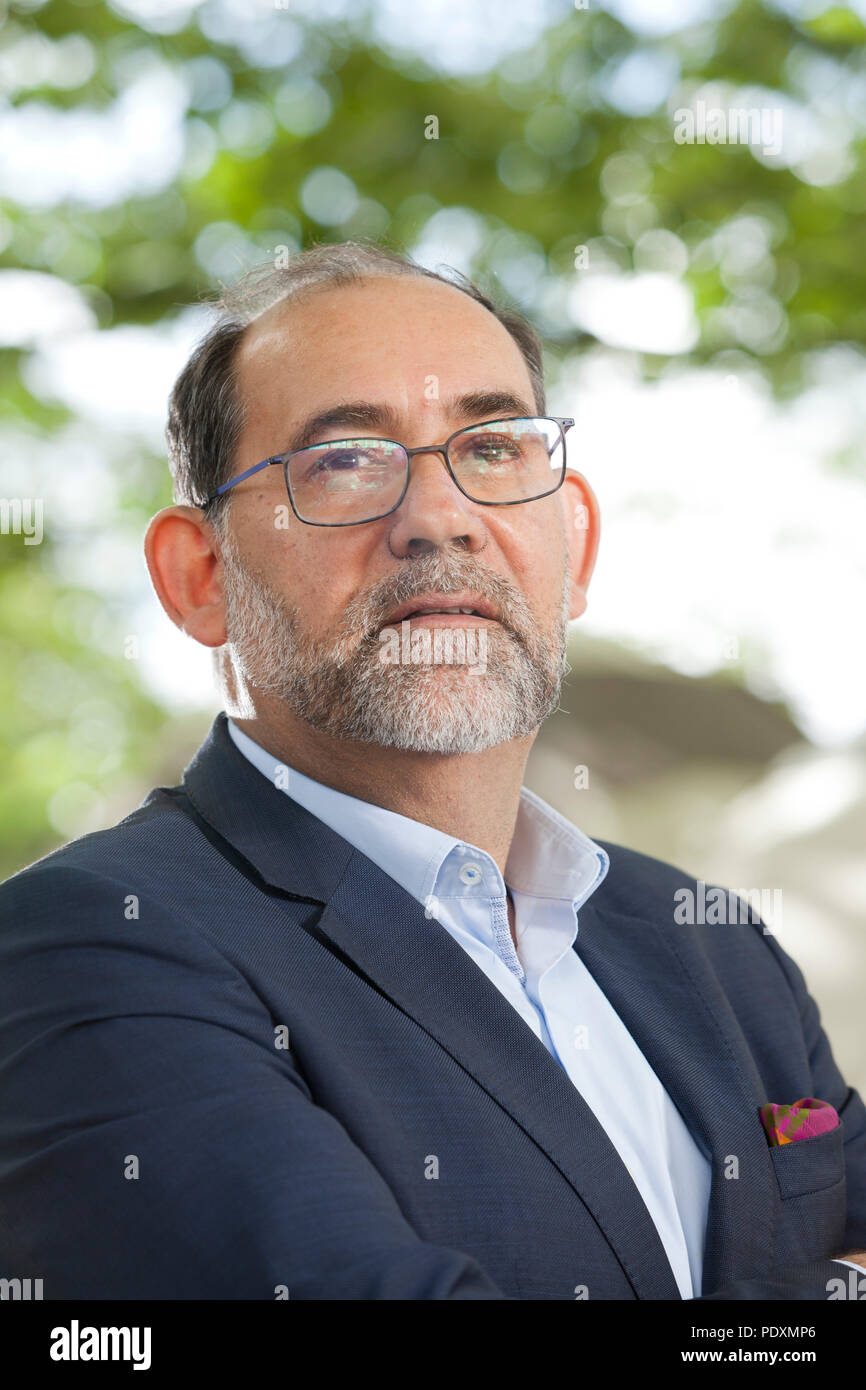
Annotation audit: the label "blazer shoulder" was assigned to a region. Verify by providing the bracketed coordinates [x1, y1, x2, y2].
[590, 836, 702, 914]
[0, 784, 201, 911]
[589, 835, 800, 997]
[0, 783, 268, 1007]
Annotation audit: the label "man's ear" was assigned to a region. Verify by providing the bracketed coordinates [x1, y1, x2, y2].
[144, 505, 228, 648]
[559, 470, 600, 621]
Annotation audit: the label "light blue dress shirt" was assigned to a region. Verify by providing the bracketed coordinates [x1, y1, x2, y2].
[227, 718, 722, 1296]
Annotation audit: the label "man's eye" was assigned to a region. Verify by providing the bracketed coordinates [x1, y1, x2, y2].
[465, 435, 522, 463]
[303, 447, 394, 489]
[315, 449, 365, 472]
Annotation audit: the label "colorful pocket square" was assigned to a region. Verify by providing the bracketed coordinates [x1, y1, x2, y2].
[759, 1097, 839, 1146]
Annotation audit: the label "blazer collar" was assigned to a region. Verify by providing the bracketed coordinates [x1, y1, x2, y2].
[179, 712, 355, 903]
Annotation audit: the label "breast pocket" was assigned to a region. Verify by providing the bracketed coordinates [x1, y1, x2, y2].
[769, 1121, 846, 1262]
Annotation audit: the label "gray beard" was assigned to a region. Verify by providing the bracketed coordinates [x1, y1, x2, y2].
[219, 534, 570, 754]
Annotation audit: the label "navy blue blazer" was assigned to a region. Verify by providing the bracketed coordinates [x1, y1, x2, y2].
[0, 712, 863, 1299]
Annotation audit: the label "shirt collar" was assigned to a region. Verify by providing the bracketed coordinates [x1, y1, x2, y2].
[226, 718, 608, 914]
[507, 786, 609, 912]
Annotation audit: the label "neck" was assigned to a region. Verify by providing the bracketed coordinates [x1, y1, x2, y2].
[230, 700, 536, 876]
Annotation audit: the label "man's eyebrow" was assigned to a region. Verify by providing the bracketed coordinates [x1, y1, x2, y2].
[283, 402, 402, 454]
[445, 390, 536, 423]
[280, 390, 537, 454]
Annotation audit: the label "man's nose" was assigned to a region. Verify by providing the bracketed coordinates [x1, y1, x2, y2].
[386, 449, 488, 558]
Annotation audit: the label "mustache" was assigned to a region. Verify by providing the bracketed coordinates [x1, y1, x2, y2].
[344, 552, 534, 647]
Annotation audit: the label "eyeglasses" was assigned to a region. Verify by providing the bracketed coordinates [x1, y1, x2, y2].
[204, 415, 574, 527]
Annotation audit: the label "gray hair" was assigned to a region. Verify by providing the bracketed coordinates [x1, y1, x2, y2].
[165, 240, 547, 519]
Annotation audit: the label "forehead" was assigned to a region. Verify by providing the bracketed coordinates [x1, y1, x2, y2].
[233, 275, 536, 412]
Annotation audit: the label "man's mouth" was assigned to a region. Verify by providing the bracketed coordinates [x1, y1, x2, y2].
[382, 592, 499, 626]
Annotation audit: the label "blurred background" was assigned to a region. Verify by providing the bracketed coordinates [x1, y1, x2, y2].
[0, 0, 864, 1089]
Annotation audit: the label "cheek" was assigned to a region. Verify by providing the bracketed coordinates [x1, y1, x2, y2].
[266, 529, 376, 635]
[235, 511, 311, 617]
[497, 512, 566, 609]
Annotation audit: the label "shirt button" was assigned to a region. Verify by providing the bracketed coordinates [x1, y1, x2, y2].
[459, 861, 483, 887]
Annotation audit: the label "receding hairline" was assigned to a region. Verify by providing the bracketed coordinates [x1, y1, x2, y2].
[235, 269, 530, 364]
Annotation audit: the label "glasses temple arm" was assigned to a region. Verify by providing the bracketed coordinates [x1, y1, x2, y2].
[205, 457, 283, 504]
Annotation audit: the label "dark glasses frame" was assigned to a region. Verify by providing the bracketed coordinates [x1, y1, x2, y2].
[203, 415, 575, 527]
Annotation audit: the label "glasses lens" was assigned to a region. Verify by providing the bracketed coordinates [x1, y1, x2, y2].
[287, 438, 407, 523]
[448, 418, 564, 503]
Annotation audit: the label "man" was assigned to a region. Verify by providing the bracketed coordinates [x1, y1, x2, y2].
[0, 242, 863, 1300]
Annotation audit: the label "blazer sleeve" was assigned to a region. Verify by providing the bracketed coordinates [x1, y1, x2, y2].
[0, 863, 506, 1300]
[697, 921, 866, 1300]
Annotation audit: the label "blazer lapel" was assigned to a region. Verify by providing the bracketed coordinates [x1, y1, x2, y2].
[304, 856, 684, 1300]
[576, 898, 777, 1293]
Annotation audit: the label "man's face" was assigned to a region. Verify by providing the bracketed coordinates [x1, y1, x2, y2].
[218, 274, 576, 754]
